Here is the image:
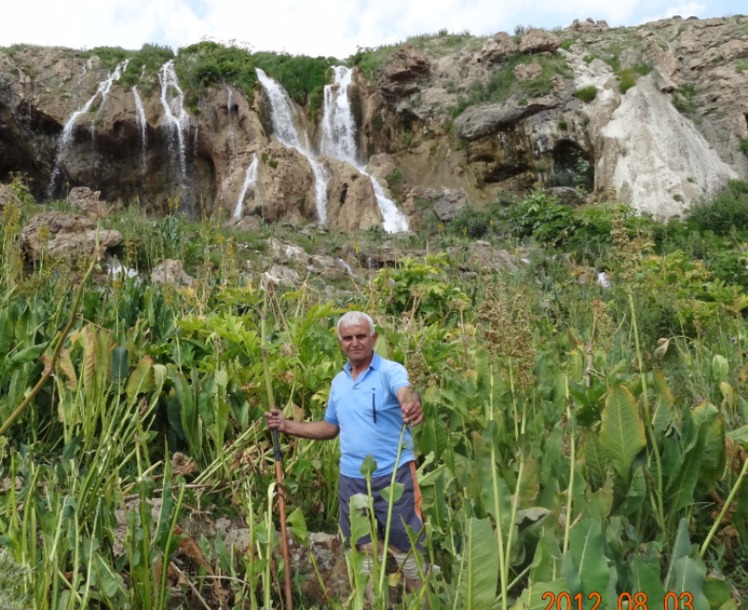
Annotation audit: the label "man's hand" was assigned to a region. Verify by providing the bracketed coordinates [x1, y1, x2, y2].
[399, 388, 423, 426]
[265, 408, 287, 432]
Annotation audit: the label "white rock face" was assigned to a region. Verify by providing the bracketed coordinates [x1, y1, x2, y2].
[597, 77, 737, 219]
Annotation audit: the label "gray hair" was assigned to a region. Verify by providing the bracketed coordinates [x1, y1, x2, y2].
[337, 311, 375, 338]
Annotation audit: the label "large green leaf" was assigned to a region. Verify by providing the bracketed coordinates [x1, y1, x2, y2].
[0, 311, 12, 357]
[510, 579, 567, 610]
[529, 527, 563, 583]
[652, 369, 675, 439]
[665, 518, 695, 591]
[456, 518, 499, 610]
[629, 554, 665, 609]
[618, 465, 646, 516]
[692, 403, 725, 482]
[665, 411, 711, 512]
[670, 556, 710, 610]
[580, 429, 608, 490]
[564, 518, 613, 608]
[600, 385, 646, 484]
[125, 356, 155, 403]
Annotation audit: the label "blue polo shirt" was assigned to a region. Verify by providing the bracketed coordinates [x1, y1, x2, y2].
[324, 352, 415, 478]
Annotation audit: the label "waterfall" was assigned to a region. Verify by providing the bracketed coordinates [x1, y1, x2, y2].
[158, 60, 190, 181]
[47, 60, 128, 198]
[234, 153, 258, 219]
[321, 66, 409, 233]
[321, 66, 358, 163]
[255, 68, 328, 225]
[132, 86, 147, 169]
[226, 85, 236, 155]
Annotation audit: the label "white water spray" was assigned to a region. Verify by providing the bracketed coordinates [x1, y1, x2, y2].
[234, 153, 259, 219]
[158, 60, 190, 181]
[47, 60, 128, 198]
[256, 68, 328, 225]
[321, 66, 408, 233]
[132, 86, 147, 165]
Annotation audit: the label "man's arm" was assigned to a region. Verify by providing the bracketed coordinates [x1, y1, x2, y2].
[396, 386, 423, 426]
[265, 408, 339, 440]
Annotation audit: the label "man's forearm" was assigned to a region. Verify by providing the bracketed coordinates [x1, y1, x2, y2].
[282, 419, 339, 440]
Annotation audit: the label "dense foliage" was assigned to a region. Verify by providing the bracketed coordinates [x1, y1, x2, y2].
[0, 179, 747, 609]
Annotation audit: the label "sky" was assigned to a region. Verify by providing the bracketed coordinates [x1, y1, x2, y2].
[0, 0, 744, 59]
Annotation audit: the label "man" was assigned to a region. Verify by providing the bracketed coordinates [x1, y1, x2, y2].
[265, 310, 426, 598]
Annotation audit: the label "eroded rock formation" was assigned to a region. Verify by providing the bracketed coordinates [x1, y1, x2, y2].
[1, 14, 747, 227]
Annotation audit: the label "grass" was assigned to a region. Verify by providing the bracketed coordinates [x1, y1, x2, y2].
[616, 63, 651, 94]
[451, 51, 573, 117]
[573, 85, 598, 102]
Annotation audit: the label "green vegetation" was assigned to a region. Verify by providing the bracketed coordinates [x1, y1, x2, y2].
[351, 30, 484, 81]
[78, 45, 131, 68]
[1, 178, 747, 609]
[673, 82, 699, 116]
[252, 52, 334, 117]
[74, 41, 335, 117]
[573, 85, 598, 102]
[617, 62, 651, 94]
[452, 52, 573, 117]
[385, 167, 406, 202]
[175, 41, 257, 103]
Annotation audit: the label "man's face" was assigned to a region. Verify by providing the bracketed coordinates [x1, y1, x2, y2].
[338, 321, 377, 367]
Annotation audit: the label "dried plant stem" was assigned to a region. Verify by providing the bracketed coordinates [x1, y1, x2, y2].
[0, 257, 95, 438]
[700, 455, 748, 558]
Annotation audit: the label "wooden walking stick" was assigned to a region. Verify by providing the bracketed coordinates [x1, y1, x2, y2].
[260, 288, 293, 609]
[271, 427, 293, 610]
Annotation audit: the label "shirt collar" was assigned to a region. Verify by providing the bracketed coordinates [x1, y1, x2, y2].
[343, 351, 381, 373]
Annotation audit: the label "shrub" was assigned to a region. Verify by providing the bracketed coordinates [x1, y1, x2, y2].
[686, 181, 748, 235]
[509, 190, 579, 247]
[451, 52, 573, 117]
[672, 83, 698, 115]
[616, 63, 650, 94]
[385, 168, 406, 202]
[448, 205, 495, 238]
[573, 85, 598, 102]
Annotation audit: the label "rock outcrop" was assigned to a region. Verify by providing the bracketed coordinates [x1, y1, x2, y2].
[0, 14, 747, 226]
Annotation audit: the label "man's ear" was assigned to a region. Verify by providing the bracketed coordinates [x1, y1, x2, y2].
[372, 332, 379, 342]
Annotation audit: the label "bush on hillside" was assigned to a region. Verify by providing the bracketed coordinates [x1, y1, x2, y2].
[509, 190, 579, 247]
[686, 180, 748, 235]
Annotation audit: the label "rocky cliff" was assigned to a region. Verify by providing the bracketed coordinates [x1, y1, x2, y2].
[1, 14, 746, 229]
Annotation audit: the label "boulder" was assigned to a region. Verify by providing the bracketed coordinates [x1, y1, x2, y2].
[68, 186, 116, 218]
[569, 18, 609, 33]
[150, 259, 195, 286]
[454, 96, 559, 140]
[379, 46, 431, 98]
[477, 32, 518, 65]
[20, 211, 122, 262]
[0, 183, 20, 212]
[514, 62, 544, 81]
[519, 29, 562, 54]
[323, 159, 383, 231]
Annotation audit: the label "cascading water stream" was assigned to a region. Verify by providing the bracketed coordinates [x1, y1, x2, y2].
[226, 85, 236, 155]
[234, 153, 258, 219]
[158, 60, 190, 182]
[132, 86, 147, 169]
[255, 68, 328, 225]
[47, 60, 128, 198]
[321, 66, 409, 233]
